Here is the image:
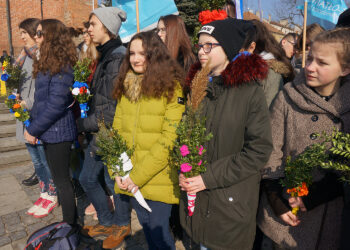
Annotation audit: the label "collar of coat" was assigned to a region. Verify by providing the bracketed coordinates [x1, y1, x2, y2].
[266, 59, 291, 78]
[284, 70, 350, 116]
[186, 53, 269, 88]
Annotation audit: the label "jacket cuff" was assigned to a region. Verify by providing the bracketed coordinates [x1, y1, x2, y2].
[201, 167, 218, 190]
[262, 179, 290, 216]
[302, 173, 343, 211]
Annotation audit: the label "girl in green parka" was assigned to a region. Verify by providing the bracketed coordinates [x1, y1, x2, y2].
[179, 18, 273, 250]
[111, 31, 185, 250]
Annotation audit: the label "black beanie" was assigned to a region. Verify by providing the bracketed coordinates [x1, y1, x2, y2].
[198, 18, 254, 61]
[336, 8, 350, 27]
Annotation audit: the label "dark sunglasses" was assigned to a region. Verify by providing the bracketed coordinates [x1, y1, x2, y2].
[36, 30, 43, 38]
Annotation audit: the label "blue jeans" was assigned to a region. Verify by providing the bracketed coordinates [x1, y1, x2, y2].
[129, 195, 175, 250]
[79, 144, 131, 226]
[26, 143, 56, 196]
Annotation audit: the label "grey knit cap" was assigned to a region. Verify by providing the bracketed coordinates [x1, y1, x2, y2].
[92, 7, 127, 36]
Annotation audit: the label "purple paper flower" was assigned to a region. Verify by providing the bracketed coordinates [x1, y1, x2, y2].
[180, 145, 190, 157]
[181, 163, 192, 173]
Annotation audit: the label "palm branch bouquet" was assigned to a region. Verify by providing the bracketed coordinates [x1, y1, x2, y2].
[280, 135, 329, 215]
[96, 122, 152, 212]
[169, 62, 213, 216]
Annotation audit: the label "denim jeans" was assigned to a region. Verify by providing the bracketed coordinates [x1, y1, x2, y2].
[79, 143, 131, 226]
[26, 143, 56, 196]
[129, 195, 175, 250]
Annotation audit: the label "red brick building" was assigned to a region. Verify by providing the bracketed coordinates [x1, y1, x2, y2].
[0, 0, 98, 56]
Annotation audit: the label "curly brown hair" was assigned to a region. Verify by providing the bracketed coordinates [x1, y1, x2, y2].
[33, 19, 77, 78]
[113, 31, 185, 102]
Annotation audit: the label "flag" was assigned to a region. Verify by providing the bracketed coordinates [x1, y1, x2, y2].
[297, 0, 348, 29]
[234, 0, 244, 19]
[112, 0, 178, 43]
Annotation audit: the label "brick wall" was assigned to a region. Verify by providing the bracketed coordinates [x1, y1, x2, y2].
[0, 0, 97, 56]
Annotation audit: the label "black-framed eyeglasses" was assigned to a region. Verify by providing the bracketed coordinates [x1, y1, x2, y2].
[195, 43, 221, 53]
[287, 40, 296, 46]
[36, 30, 43, 38]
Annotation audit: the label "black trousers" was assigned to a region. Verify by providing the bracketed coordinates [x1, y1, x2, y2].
[45, 141, 76, 224]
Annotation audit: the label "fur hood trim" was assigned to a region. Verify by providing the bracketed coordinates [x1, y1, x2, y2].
[266, 59, 291, 77]
[186, 53, 269, 88]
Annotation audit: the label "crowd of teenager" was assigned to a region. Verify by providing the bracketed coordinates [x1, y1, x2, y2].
[6, 2, 350, 249]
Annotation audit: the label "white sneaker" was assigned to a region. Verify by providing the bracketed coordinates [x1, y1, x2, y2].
[27, 193, 48, 215]
[33, 195, 57, 218]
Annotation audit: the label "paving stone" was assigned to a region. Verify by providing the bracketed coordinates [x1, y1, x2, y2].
[2, 216, 20, 226]
[0, 244, 12, 250]
[26, 222, 46, 235]
[1, 213, 17, 223]
[9, 230, 26, 241]
[11, 238, 27, 250]
[5, 223, 25, 233]
[20, 215, 38, 226]
[39, 213, 54, 222]
[0, 236, 10, 247]
[17, 209, 27, 218]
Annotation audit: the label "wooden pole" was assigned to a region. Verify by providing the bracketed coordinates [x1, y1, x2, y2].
[136, 0, 140, 33]
[302, 0, 308, 68]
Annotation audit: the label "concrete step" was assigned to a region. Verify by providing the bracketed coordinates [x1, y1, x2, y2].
[0, 160, 32, 170]
[0, 149, 31, 167]
[0, 113, 14, 123]
[0, 136, 26, 152]
[0, 124, 16, 138]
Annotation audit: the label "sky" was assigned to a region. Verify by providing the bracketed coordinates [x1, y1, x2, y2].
[245, 0, 350, 26]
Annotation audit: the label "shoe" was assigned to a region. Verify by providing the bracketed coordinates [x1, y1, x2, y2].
[103, 224, 131, 249]
[22, 172, 39, 186]
[81, 224, 117, 237]
[33, 195, 57, 218]
[27, 193, 47, 215]
[85, 203, 96, 215]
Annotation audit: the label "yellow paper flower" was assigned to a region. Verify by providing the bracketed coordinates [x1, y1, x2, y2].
[2, 61, 8, 68]
[14, 112, 20, 118]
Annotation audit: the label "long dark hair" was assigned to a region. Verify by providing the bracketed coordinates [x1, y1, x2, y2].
[158, 15, 196, 72]
[33, 19, 77, 78]
[19, 18, 40, 39]
[113, 31, 185, 102]
[244, 19, 295, 82]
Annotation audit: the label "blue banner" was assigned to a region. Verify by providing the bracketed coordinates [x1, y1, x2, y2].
[297, 0, 348, 29]
[112, 0, 178, 42]
[234, 0, 244, 19]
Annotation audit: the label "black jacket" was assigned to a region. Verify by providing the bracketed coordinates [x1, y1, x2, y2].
[180, 54, 273, 250]
[77, 39, 126, 152]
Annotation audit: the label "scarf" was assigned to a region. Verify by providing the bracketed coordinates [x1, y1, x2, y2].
[123, 70, 143, 103]
[14, 45, 38, 68]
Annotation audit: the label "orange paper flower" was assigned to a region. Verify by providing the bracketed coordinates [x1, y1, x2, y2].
[13, 103, 21, 109]
[287, 182, 309, 197]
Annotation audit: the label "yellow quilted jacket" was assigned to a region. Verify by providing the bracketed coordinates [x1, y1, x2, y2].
[111, 83, 185, 204]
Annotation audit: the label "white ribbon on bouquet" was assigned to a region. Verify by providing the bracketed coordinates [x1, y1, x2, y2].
[118, 152, 152, 213]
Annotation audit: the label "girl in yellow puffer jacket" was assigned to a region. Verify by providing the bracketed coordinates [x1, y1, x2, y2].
[111, 31, 185, 250]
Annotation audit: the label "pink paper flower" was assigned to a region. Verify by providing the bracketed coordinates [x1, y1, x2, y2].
[180, 145, 190, 157]
[198, 145, 204, 155]
[181, 163, 192, 173]
[198, 160, 202, 166]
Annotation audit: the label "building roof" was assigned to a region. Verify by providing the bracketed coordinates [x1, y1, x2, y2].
[243, 12, 284, 36]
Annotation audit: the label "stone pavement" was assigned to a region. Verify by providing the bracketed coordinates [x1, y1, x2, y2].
[0, 163, 185, 250]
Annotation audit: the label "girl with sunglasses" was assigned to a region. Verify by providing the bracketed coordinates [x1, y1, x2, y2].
[15, 18, 58, 219]
[179, 18, 273, 250]
[24, 19, 78, 225]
